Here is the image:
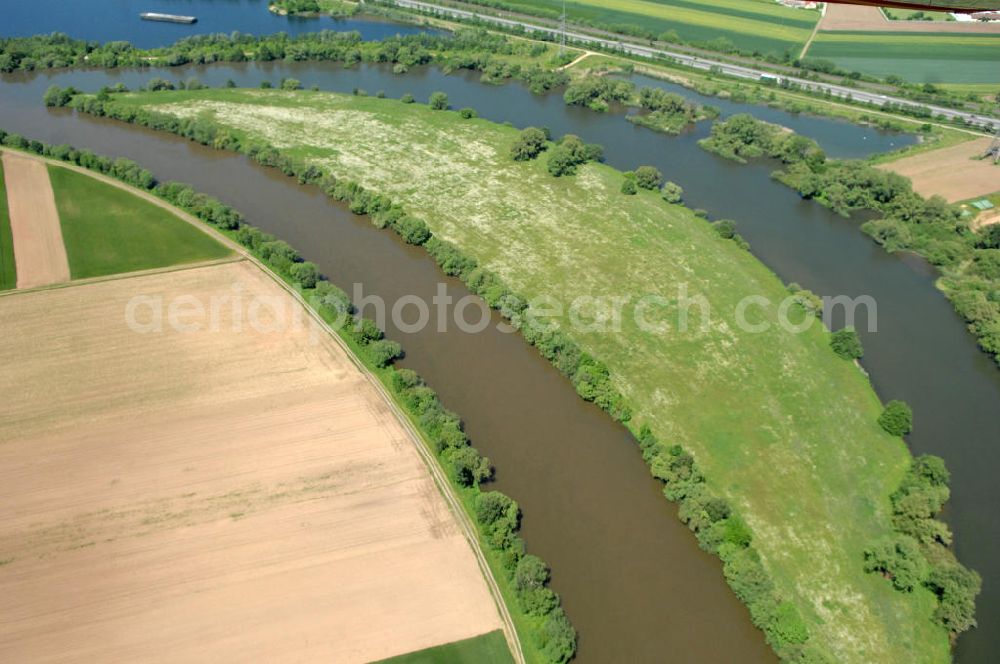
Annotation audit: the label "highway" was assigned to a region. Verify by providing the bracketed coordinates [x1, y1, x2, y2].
[393, 0, 997, 132]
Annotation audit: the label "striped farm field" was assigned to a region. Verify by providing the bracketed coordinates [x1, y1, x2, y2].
[480, 0, 819, 55]
[807, 32, 1000, 83]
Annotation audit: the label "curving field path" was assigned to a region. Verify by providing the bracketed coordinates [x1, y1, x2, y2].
[0, 259, 506, 663]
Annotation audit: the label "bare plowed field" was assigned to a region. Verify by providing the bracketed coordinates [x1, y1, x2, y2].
[0, 260, 501, 663]
[881, 137, 1000, 202]
[1, 151, 69, 288]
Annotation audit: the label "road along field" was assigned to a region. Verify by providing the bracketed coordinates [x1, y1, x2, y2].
[1, 150, 69, 289]
[0, 259, 505, 663]
[806, 30, 1000, 83]
[880, 136, 1000, 201]
[464, 0, 819, 55]
[119, 88, 954, 662]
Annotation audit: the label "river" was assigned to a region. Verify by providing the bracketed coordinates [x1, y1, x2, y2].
[1, 9, 998, 664]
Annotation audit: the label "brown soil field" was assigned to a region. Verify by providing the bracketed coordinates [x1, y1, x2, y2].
[880, 137, 1000, 201]
[0, 260, 503, 663]
[1, 151, 69, 289]
[820, 4, 1000, 32]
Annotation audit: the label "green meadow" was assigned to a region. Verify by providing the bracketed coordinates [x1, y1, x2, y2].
[0, 160, 14, 289]
[473, 0, 818, 55]
[808, 32, 1000, 84]
[121, 88, 951, 662]
[374, 631, 514, 664]
[48, 164, 231, 280]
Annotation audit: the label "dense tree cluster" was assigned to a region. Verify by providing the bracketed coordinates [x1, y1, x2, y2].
[700, 114, 826, 168]
[864, 455, 981, 634]
[546, 134, 604, 177]
[509, 126, 548, 161]
[0, 128, 154, 191]
[829, 327, 863, 360]
[562, 76, 634, 112]
[0, 28, 567, 102]
[878, 400, 913, 437]
[268, 0, 359, 17]
[628, 86, 716, 135]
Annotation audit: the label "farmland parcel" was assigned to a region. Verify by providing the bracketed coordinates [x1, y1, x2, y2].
[115, 88, 956, 662]
[459, 0, 819, 55]
[0, 258, 505, 663]
[1, 150, 69, 288]
[807, 31, 1000, 84]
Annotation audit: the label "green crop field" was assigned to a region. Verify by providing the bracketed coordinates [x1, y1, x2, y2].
[47, 165, 231, 279]
[808, 32, 1000, 84]
[120, 88, 951, 662]
[472, 0, 819, 55]
[0, 160, 15, 290]
[374, 631, 514, 664]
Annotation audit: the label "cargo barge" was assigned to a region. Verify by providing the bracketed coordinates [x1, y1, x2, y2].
[139, 12, 197, 24]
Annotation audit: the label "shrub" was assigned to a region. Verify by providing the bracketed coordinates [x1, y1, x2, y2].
[878, 400, 913, 437]
[280, 77, 301, 90]
[366, 339, 402, 368]
[863, 535, 926, 591]
[713, 219, 738, 239]
[634, 165, 662, 190]
[400, 92, 415, 103]
[289, 261, 319, 289]
[510, 126, 548, 161]
[429, 91, 449, 110]
[459, 107, 477, 119]
[43, 84, 76, 107]
[545, 134, 602, 177]
[661, 181, 683, 204]
[925, 563, 982, 633]
[448, 446, 492, 486]
[620, 173, 637, 195]
[537, 608, 576, 664]
[830, 327, 863, 360]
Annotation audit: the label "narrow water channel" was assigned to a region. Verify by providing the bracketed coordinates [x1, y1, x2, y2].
[1, 49, 997, 663]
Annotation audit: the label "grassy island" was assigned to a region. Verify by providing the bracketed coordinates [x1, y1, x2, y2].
[91, 87, 961, 662]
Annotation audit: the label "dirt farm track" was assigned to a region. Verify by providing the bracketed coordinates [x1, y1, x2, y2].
[0, 260, 502, 663]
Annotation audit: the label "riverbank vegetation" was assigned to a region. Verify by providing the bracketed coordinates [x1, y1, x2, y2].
[0, 128, 574, 664]
[268, 0, 359, 18]
[0, 30, 569, 93]
[692, 112, 1000, 370]
[79, 85, 975, 662]
[563, 75, 717, 134]
[699, 113, 825, 166]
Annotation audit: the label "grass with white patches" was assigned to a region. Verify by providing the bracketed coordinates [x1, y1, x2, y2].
[121, 88, 950, 663]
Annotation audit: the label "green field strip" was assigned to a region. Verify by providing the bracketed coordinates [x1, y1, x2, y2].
[47, 165, 232, 280]
[0, 160, 15, 290]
